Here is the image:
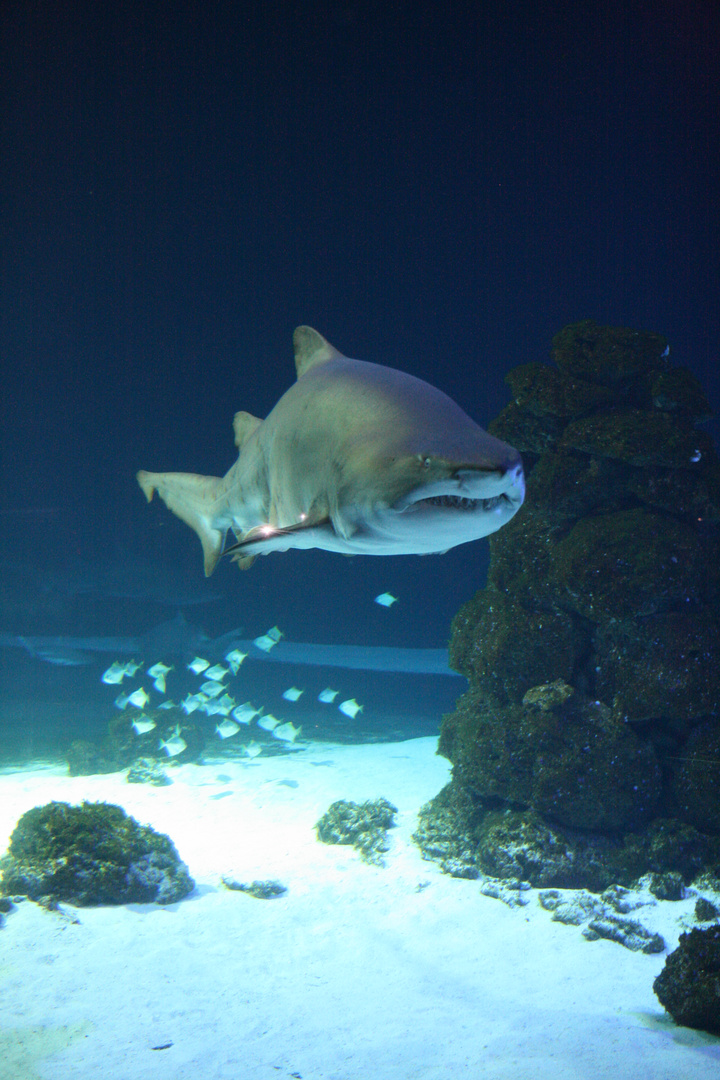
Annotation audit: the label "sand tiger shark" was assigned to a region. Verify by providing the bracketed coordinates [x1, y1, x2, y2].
[137, 327, 525, 574]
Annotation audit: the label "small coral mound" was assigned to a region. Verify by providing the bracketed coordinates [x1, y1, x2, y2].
[222, 878, 287, 898]
[653, 926, 720, 1034]
[0, 801, 194, 906]
[316, 798, 397, 866]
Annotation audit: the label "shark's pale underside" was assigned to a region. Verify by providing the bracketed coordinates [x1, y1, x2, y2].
[138, 327, 525, 574]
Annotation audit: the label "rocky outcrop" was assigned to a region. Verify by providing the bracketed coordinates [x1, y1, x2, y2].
[417, 321, 720, 889]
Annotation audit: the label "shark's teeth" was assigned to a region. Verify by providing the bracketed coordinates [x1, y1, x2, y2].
[421, 493, 510, 511]
[422, 495, 480, 509]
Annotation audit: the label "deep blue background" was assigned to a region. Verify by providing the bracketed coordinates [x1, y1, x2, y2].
[1, 0, 718, 665]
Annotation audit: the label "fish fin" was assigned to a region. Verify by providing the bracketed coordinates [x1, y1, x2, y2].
[232, 411, 261, 449]
[293, 326, 346, 378]
[224, 515, 333, 559]
[231, 553, 256, 570]
[137, 470, 225, 576]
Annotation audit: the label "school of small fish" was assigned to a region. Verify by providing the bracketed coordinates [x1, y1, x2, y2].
[98, 606, 385, 758]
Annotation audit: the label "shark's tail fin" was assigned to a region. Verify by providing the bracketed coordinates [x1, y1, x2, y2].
[137, 470, 226, 576]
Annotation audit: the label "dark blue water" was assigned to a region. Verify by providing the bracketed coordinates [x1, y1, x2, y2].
[1, 0, 718, 761]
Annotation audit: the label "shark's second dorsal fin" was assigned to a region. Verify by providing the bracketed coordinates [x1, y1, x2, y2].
[293, 326, 345, 379]
[233, 411, 261, 449]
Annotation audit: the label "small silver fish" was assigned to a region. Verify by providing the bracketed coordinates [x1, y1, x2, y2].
[131, 715, 157, 735]
[114, 691, 130, 710]
[272, 721, 301, 743]
[200, 679, 225, 698]
[232, 702, 260, 725]
[127, 688, 150, 710]
[338, 697, 363, 719]
[204, 699, 232, 717]
[187, 656, 210, 675]
[159, 733, 187, 757]
[225, 649, 247, 674]
[205, 663, 229, 682]
[102, 661, 133, 685]
[257, 714, 281, 731]
[216, 719, 241, 739]
[318, 688, 339, 703]
[157, 700, 176, 710]
[182, 692, 208, 714]
[253, 634, 278, 653]
[148, 662, 173, 694]
[374, 592, 398, 607]
[147, 662, 173, 679]
[282, 686, 304, 702]
[244, 741, 262, 758]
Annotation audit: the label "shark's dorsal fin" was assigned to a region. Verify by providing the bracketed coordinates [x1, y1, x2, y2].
[293, 326, 345, 379]
[233, 411, 261, 449]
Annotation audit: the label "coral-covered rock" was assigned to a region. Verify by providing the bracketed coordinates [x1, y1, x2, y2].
[0, 801, 194, 905]
[425, 321, 720, 892]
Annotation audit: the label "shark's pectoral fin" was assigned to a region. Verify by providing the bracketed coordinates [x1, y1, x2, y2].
[224, 515, 334, 560]
[137, 470, 226, 577]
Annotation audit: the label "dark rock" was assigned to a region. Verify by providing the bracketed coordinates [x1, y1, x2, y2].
[648, 871, 685, 901]
[695, 898, 720, 922]
[654, 927, 720, 1034]
[627, 463, 720, 523]
[647, 367, 714, 421]
[0, 801, 194, 906]
[424, 321, 720, 893]
[551, 320, 669, 386]
[524, 450, 631, 520]
[551, 509, 707, 620]
[445, 691, 660, 832]
[65, 739, 117, 777]
[489, 402, 562, 455]
[559, 410, 715, 470]
[448, 591, 583, 704]
[670, 721, 720, 835]
[594, 612, 720, 726]
[505, 363, 616, 417]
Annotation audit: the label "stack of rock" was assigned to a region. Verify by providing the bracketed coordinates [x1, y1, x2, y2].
[415, 320, 720, 889]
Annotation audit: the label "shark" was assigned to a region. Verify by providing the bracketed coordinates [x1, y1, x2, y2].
[0, 627, 463, 676]
[137, 326, 525, 574]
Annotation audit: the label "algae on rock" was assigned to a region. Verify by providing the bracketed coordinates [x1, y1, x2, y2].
[418, 321, 720, 891]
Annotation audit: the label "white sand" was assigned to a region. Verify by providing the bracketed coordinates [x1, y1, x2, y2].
[1, 736, 718, 1080]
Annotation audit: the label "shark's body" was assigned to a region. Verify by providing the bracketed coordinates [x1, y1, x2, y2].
[138, 327, 524, 574]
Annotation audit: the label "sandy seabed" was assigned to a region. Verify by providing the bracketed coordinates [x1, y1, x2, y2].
[0, 736, 718, 1080]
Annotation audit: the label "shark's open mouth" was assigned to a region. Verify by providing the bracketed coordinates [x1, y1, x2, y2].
[418, 493, 508, 511]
